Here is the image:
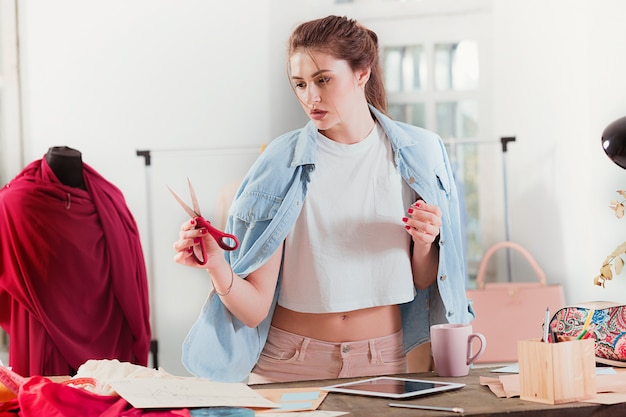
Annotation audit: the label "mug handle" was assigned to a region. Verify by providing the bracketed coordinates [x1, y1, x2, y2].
[467, 333, 487, 365]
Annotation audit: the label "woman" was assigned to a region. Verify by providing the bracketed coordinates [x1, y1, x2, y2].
[174, 15, 473, 383]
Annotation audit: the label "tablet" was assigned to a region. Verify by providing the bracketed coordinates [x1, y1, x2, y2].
[321, 377, 465, 399]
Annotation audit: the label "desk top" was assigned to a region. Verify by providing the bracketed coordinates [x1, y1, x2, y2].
[252, 367, 625, 417]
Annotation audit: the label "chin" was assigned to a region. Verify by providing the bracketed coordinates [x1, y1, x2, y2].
[311, 119, 337, 132]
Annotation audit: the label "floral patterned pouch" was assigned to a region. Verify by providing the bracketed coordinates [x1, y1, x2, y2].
[550, 301, 626, 367]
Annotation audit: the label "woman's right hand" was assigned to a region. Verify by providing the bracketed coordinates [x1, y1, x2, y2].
[173, 218, 224, 269]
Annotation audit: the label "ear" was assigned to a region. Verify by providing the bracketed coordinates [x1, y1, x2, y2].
[356, 67, 371, 86]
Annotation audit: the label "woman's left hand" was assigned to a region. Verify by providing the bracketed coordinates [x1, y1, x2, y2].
[402, 200, 442, 245]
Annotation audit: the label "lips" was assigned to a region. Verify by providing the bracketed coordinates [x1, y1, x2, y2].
[310, 109, 327, 120]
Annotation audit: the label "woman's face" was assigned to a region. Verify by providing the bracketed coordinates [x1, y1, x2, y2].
[289, 50, 369, 139]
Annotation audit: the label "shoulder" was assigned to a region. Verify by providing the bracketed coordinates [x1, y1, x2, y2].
[234, 125, 314, 199]
[247, 123, 317, 175]
[395, 120, 441, 143]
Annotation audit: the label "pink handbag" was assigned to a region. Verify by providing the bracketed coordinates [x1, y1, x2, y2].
[466, 241, 566, 363]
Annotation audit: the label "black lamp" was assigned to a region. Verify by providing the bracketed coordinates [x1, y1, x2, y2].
[594, 116, 626, 287]
[602, 116, 626, 169]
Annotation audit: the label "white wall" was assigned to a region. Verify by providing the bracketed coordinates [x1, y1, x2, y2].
[5, 0, 626, 375]
[490, 0, 626, 304]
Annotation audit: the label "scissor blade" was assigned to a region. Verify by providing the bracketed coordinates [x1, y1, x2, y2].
[187, 177, 202, 216]
[167, 185, 197, 218]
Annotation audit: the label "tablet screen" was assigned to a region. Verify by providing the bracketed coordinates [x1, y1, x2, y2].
[322, 377, 465, 399]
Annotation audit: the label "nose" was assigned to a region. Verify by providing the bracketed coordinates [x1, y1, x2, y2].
[305, 86, 321, 106]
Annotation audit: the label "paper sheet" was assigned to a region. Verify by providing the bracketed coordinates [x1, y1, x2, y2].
[108, 378, 278, 409]
[254, 387, 328, 413]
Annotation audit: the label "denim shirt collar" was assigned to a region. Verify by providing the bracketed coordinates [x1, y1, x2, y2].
[290, 105, 414, 168]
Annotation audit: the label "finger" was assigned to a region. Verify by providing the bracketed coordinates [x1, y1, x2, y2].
[180, 218, 197, 232]
[173, 246, 194, 264]
[403, 215, 439, 243]
[411, 200, 439, 214]
[408, 202, 442, 228]
[179, 225, 206, 243]
[404, 224, 434, 244]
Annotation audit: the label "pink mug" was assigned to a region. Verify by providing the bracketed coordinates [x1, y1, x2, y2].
[430, 323, 487, 377]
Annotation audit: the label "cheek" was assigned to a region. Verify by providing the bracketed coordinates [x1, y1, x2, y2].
[334, 82, 360, 103]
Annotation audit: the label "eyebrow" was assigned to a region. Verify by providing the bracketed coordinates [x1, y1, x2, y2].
[291, 69, 331, 80]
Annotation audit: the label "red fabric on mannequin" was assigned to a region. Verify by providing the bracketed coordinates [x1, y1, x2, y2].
[0, 156, 151, 376]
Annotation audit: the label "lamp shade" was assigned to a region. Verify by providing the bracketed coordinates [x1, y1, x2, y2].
[602, 116, 626, 169]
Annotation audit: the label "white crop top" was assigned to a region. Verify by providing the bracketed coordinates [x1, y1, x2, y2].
[279, 124, 417, 313]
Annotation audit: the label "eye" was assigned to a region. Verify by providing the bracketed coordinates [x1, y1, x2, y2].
[317, 76, 330, 85]
[293, 81, 306, 89]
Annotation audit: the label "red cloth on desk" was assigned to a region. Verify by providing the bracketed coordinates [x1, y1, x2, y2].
[0, 157, 151, 376]
[0, 398, 19, 416]
[18, 377, 189, 417]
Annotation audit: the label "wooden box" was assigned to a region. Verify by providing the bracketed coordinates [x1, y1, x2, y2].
[518, 338, 596, 404]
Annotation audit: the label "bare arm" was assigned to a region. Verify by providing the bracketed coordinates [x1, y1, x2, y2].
[173, 218, 282, 328]
[402, 200, 442, 290]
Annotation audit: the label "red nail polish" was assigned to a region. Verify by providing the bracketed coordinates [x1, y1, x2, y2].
[402, 217, 409, 223]
[201, 228, 208, 234]
[405, 225, 411, 230]
[187, 247, 193, 254]
[414, 202, 422, 208]
[408, 208, 414, 214]
[193, 237, 201, 244]
[190, 219, 195, 225]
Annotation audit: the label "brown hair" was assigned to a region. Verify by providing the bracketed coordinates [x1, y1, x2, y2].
[287, 15, 387, 114]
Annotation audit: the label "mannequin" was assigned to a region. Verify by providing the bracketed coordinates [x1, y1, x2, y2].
[45, 146, 86, 190]
[0, 149, 151, 376]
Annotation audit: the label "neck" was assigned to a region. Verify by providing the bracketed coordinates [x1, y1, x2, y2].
[320, 107, 376, 145]
[45, 146, 86, 189]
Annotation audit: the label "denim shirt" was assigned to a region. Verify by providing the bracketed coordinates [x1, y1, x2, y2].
[182, 106, 474, 382]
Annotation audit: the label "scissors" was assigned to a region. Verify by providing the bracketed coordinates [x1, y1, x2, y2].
[167, 178, 239, 265]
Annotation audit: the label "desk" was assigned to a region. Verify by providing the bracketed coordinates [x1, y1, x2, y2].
[252, 367, 626, 416]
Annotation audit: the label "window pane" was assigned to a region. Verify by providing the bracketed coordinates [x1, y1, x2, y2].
[409, 103, 426, 127]
[436, 102, 456, 138]
[383, 48, 403, 93]
[435, 40, 479, 91]
[388, 103, 425, 127]
[383, 46, 426, 92]
[388, 103, 405, 122]
[402, 46, 426, 91]
[436, 100, 478, 138]
[459, 100, 478, 137]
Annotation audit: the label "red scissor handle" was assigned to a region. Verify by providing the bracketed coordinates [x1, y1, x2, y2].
[191, 216, 239, 265]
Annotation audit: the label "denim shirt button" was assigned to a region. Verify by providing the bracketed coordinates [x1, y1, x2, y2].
[408, 177, 416, 184]
[440, 274, 447, 281]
